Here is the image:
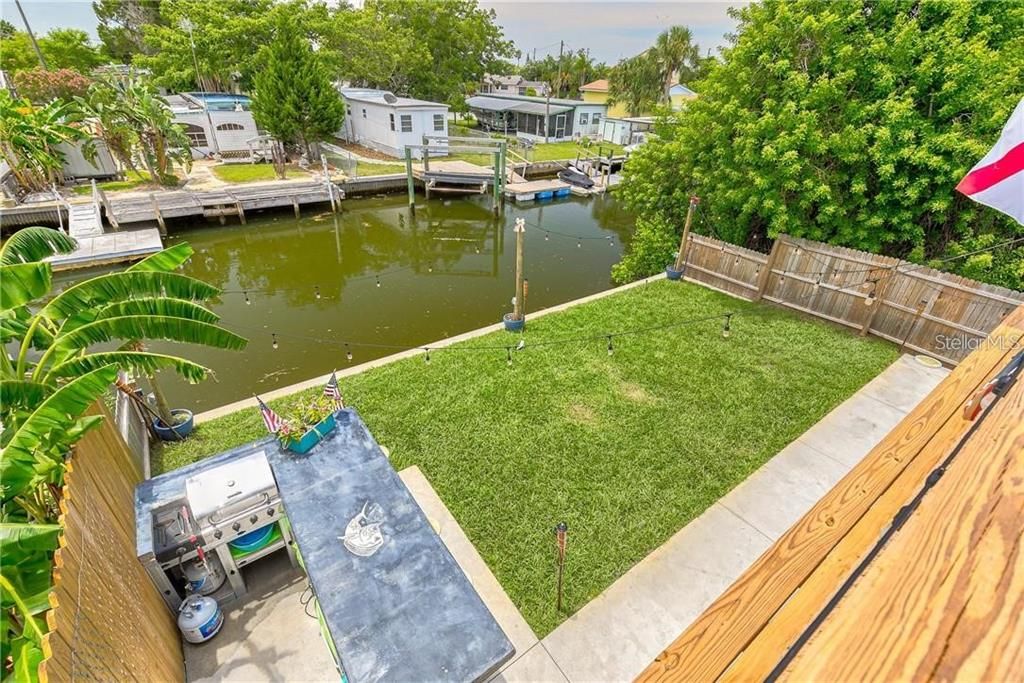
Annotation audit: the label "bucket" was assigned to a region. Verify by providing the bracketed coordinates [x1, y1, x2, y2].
[229, 524, 275, 554]
[666, 265, 684, 280]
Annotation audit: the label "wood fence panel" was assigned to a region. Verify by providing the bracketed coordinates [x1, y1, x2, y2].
[680, 233, 1024, 364]
[39, 403, 184, 683]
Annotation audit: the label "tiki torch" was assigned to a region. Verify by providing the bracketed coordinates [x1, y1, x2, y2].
[554, 521, 568, 612]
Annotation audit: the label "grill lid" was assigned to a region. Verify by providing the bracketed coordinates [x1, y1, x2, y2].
[185, 450, 275, 521]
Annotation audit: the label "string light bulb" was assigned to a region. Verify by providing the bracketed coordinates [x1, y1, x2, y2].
[271, 333, 278, 350]
[813, 275, 822, 290]
[722, 315, 732, 339]
[779, 271, 786, 285]
[375, 276, 381, 288]
[424, 348, 431, 363]
[606, 336, 614, 356]
[314, 285, 321, 300]
[864, 280, 877, 306]
[734, 254, 740, 266]
[244, 290, 251, 305]
[545, 232, 550, 241]
[794, 246, 802, 256]
[345, 344, 353, 362]
[577, 239, 582, 248]
[506, 347, 513, 366]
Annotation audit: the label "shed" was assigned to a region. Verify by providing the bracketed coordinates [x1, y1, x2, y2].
[337, 88, 449, 159]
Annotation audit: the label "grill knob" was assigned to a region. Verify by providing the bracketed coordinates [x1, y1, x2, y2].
[267, 508, 275, 517]
[232, 522, 241, 532]
[249, 514, 258, 524]
[213, 529, 223, 540]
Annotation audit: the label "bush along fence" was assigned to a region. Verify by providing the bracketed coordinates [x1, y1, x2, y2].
[39, 403, 183, 683]
[679, 233, 1024, 365]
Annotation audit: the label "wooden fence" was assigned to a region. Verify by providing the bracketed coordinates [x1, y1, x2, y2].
[682, 233, 1024, 365]
[40, 403, 183, 683]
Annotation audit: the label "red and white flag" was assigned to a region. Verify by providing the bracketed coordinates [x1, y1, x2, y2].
[956, 96, 1024, 226]
[256, 396, 283, 434]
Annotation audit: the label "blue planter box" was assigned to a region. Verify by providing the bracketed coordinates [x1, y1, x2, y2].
[666, 265, 685, 280]
[285, 413, 337, 454]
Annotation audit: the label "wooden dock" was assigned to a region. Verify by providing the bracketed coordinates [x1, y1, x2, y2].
[504, 178, 571, 202]
[49, 228, 164, 271]
[637, 304, 1024, 681]
[108, 181, 341, 227]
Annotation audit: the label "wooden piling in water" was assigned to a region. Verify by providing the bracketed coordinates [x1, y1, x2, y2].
[149, 193, 166, 236]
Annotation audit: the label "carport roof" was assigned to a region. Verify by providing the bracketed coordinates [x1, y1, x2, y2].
[465, 96, 571, 116]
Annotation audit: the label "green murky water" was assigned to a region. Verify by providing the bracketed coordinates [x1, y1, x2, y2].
[56, 193, 634, 411]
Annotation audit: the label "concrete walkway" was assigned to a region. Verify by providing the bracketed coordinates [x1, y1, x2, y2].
[498, 353, 949, 682]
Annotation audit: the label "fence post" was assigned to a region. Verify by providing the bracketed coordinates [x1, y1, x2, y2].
[405, 146, 415, 214]
[755, 237, 785, 301]
[672, 196, 699, 272]
[859, 266, 895, 336]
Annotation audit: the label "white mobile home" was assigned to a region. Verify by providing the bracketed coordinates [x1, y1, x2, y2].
[167, 93, 261, 159]
[338, 88, 449, 159]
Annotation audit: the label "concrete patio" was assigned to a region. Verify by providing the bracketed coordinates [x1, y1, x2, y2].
[183, 353, 948, 683]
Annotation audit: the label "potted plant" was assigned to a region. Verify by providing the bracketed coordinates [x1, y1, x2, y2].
[277, 395, 339, 454]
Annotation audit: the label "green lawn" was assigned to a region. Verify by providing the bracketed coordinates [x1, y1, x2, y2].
[71, 171, 171, 195]
[354, 161, 407, 176]
[156, 280, 897, 636]
[211, 164, 307, 183]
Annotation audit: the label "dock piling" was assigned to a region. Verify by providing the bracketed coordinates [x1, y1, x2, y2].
[149, 193, 167, 236]
[405, 146, 416, 214]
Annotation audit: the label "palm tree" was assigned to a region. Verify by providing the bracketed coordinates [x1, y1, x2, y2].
[652, 26, 699, 104]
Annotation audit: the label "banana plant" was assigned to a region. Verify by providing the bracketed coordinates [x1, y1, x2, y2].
[1, 227, 247, 510]
[0, 523, 60, 683]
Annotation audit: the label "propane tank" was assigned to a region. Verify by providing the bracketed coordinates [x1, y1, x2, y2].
[181, 554, 226, 596]
[177, 594, 223, 644]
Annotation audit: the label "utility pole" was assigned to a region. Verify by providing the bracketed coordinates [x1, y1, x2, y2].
[182, 19, 220, 155]
[556, 40, 564, 99]
[15, 0, 47, 70]
[672, 196, 700, 273]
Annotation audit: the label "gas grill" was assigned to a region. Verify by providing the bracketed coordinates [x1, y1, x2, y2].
[141, 449, 297, 611]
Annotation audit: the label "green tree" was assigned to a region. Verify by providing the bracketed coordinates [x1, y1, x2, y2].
[608, 25, 701, 114]
[615, 0, 1024, 289]
[520, 50, 609, 99]
[251, 16, 345, 177]
[0, 27, 102, 75]
[364, 0, 516, 109]
[93, 0, 163, 62]
[0, 31, 45, 74]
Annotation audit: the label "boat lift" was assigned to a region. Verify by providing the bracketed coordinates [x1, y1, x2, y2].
[403, 136, 509, 214]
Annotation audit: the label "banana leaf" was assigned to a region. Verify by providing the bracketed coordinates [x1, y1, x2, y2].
[9, 636, 44, 683]
[96, 297, 220, 324]
[0, 263, 52, 311]
[127, 242, 194, 273]
[0, 524, 60, 613]
[0, 227, 77, 265]
[49, 352, 210, 384]
[54, 316, 247, 353]
[0, 381, 53, 414]
[40, 271, 220, 320]
[0, 365, 118, 502]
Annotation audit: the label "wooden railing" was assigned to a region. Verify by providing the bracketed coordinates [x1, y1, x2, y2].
[682, 233, 1024, 364]
[40, 403, 183, 682]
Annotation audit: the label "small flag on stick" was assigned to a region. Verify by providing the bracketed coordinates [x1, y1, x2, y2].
[257, 396, 284, 434]
[323, 370, 344, 408]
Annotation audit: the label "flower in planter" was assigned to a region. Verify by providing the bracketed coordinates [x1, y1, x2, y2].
[277, 395, 337, 446]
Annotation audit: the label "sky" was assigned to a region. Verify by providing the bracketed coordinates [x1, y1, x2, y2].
[3, 0, 745, 65]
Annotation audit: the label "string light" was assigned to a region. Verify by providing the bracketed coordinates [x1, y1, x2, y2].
[722, 314, 732, 339]
[424, 348, 431, 363]
[506, 347, 513, 366]
[779, 271, 786, 285]
[375, 276, 381, 288]
[577, 239, 582, 248]
[813, 275, 822, 290]
[244, 290, 251, 305]
[545, 232, 550, 241]
[606, 335, 614, 355]
[314, 285, 321, 300]
[272, 333, 278, 350]
[734, 255, 740, 266]
[864, 280, 877, 306]
[345, 343, 353, 362]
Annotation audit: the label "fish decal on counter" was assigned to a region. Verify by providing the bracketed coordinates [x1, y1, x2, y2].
[340, 501, 385, 557]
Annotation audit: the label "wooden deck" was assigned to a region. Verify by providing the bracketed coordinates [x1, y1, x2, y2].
[49, 228, 164, 271]
[638, 304, 1024, 681]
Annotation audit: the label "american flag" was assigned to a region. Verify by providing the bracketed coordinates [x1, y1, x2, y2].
[323, 371, 344, 408]
[257, 396, 284, 433]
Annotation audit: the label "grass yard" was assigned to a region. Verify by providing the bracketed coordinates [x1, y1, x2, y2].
[211, 164, 307, 183]
[354, 161, 407, 176]
[157, 280, 898, 636]
[71, 171, 172, 195]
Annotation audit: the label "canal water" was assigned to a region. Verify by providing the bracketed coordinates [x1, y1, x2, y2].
[58, 193, 634, 411]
